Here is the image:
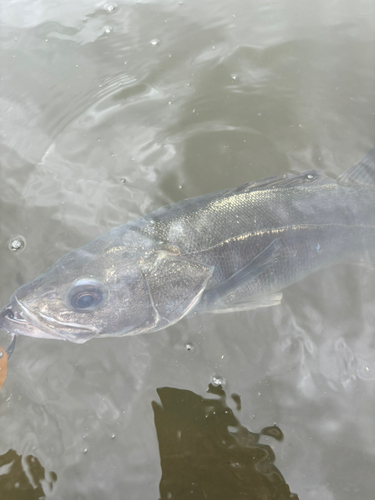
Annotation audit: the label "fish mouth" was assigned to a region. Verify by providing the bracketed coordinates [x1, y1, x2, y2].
[0, 295, 98, 343]
[0, 300, 57, 339]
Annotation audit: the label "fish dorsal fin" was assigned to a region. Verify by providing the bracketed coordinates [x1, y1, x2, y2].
[231, 170, 331, 195]
[337, 147, 375, 186]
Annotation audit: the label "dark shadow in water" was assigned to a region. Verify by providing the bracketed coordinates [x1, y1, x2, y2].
[153, 384, 298, 500]
[0, 449, 57, 500]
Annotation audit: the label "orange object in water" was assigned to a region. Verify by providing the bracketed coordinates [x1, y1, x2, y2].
[0, 347, 8, 389]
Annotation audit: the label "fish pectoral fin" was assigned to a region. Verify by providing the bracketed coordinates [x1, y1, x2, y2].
[144, 252, 213, 327]
[203, 238, 282, 306]
[206, 292, 283, 314]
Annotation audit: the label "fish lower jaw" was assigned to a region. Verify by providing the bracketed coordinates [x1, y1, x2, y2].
[0, 315, 61, 340]
[2, 297, 90, 342]
[0, 311, 94, 342]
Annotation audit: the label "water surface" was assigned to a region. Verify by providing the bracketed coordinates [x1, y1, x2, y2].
[1, 0, 375, 498]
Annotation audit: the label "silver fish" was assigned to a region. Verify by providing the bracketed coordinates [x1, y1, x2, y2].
[1, 148, 375, 343]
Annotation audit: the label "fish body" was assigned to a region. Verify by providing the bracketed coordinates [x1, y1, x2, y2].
[1, 148, 375, 343]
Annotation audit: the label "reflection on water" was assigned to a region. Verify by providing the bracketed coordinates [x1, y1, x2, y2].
[153, 384, 298, 500]
[0, 449, 56, 500]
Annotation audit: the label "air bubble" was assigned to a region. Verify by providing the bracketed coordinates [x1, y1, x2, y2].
[306, 174, 314, 180]
[231, 74, 237, 80]
[150, 39, 160, 46]
[106, 4, 117, 12]
[9, 236, 26, 252]
[10, 240, 22, 250]
[104, 26, 112, 33]
[185, 343, 194, 351]
[211, 375, 225, 387]
[83, 448, 88, 454]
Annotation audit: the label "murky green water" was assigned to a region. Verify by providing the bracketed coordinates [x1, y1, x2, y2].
[1, 1, 375, 498]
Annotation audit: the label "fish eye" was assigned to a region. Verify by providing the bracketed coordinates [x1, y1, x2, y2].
[69, 287, 104, 310]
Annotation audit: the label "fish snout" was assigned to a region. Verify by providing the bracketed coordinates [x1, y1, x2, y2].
[0, 305, 13, 320]
[0, 304, 20, 324]
[0, 304, 16, 334]
[13, 279, 43, 303]
[0, 298, 62, 340]
[0, 302, 28, 331]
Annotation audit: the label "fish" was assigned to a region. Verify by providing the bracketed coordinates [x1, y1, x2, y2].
[1, 147, 375, 343]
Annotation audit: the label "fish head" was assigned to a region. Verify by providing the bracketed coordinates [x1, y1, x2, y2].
[0, 227, 213, 343]
[0, 247, 152, 343]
